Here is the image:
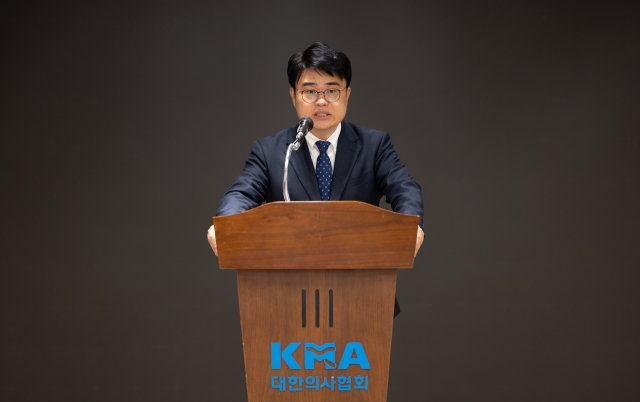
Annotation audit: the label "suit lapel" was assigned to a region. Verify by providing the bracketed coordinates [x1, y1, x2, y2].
[330, 123, 362, 200]
[288, 131, 322, 201]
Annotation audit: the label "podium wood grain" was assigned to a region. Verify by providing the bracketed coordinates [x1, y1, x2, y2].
[214, 201, 417, 270]
[214, 201, 419, 401]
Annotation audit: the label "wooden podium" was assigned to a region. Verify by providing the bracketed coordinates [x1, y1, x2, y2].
[214, 201, 418, 401]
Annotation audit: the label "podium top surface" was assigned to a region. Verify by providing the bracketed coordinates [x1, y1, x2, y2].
[213, 201, 419, 270]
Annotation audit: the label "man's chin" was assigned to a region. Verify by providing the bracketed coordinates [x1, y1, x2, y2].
[313, 124, 338, 138]
[316, 119, 339, 130]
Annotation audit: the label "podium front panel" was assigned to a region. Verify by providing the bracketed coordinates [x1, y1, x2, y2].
[237, 269, 397, 402]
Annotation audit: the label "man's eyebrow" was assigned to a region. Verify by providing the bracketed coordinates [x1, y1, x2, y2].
[300, 81, 342, 87]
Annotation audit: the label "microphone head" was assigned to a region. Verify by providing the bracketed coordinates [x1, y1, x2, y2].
[297, 117, 314, 133]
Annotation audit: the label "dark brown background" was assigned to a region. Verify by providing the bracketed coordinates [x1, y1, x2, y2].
[1, 0, 639, 400]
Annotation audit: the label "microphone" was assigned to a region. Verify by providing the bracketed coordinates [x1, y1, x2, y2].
[283, 117, 314, 201]
[295, 117, 314, 143]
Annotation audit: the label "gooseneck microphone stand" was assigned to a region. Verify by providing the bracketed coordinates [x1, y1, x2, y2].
[283, 117, 313, 201]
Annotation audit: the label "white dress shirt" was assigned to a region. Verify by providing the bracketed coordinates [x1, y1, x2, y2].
[305, 123, 341, 170]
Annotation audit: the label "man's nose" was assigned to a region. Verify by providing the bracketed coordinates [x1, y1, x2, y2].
[315, 92, 328, 104]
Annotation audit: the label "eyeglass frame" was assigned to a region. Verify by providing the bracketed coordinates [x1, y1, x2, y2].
[297, 87, 348, 104]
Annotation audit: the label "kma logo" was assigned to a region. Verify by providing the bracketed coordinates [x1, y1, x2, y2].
[271, 342, 370, 370]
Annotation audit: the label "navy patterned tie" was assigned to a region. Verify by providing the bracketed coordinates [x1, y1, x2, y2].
[315, 141, 333, 201]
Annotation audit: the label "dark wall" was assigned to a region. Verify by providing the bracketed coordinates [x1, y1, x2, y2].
[2, 1, 639, 400]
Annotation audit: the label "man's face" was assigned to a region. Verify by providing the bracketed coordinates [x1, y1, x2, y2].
[289, 69, 351, 140]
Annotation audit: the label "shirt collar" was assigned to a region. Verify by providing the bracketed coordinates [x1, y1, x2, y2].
[306, 123, 341, 150]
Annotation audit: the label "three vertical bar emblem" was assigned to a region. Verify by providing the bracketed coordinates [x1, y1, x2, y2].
[301, 289, 333, 328]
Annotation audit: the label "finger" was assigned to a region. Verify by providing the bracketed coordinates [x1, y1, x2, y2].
[414, 227, 424, 257]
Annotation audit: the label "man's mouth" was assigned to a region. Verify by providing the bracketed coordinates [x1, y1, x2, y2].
[315, 112, 330, 117]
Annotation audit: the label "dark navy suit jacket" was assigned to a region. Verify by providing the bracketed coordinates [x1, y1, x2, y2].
[216, 122, 424, 317]
[216, 121, 424, 227]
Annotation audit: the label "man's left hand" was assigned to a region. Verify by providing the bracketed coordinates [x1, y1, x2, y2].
[415, 226, 424, 257]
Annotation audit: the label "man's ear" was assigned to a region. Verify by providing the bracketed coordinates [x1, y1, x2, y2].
[289, 87, 296, 106]
[345, 86, 352, 101]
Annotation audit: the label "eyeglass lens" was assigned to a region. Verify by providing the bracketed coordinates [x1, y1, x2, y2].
[302, 89, 341, 103]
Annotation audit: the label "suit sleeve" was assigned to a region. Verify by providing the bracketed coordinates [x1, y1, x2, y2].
[375, 133, 424, 228]
[216, 140, 269, 216]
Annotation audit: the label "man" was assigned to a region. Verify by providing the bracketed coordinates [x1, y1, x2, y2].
[208, 43, 424, 296]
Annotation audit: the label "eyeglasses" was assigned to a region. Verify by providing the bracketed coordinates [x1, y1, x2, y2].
[298, 88, 346, 103]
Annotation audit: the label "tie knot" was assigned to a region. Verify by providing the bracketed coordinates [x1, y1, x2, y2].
[316, 141, 330, 153]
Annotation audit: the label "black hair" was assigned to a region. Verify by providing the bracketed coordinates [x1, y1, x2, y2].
[287, 42, 352, 89]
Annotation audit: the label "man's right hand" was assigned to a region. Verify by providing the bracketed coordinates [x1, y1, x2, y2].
[207, 225, 218, 256]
